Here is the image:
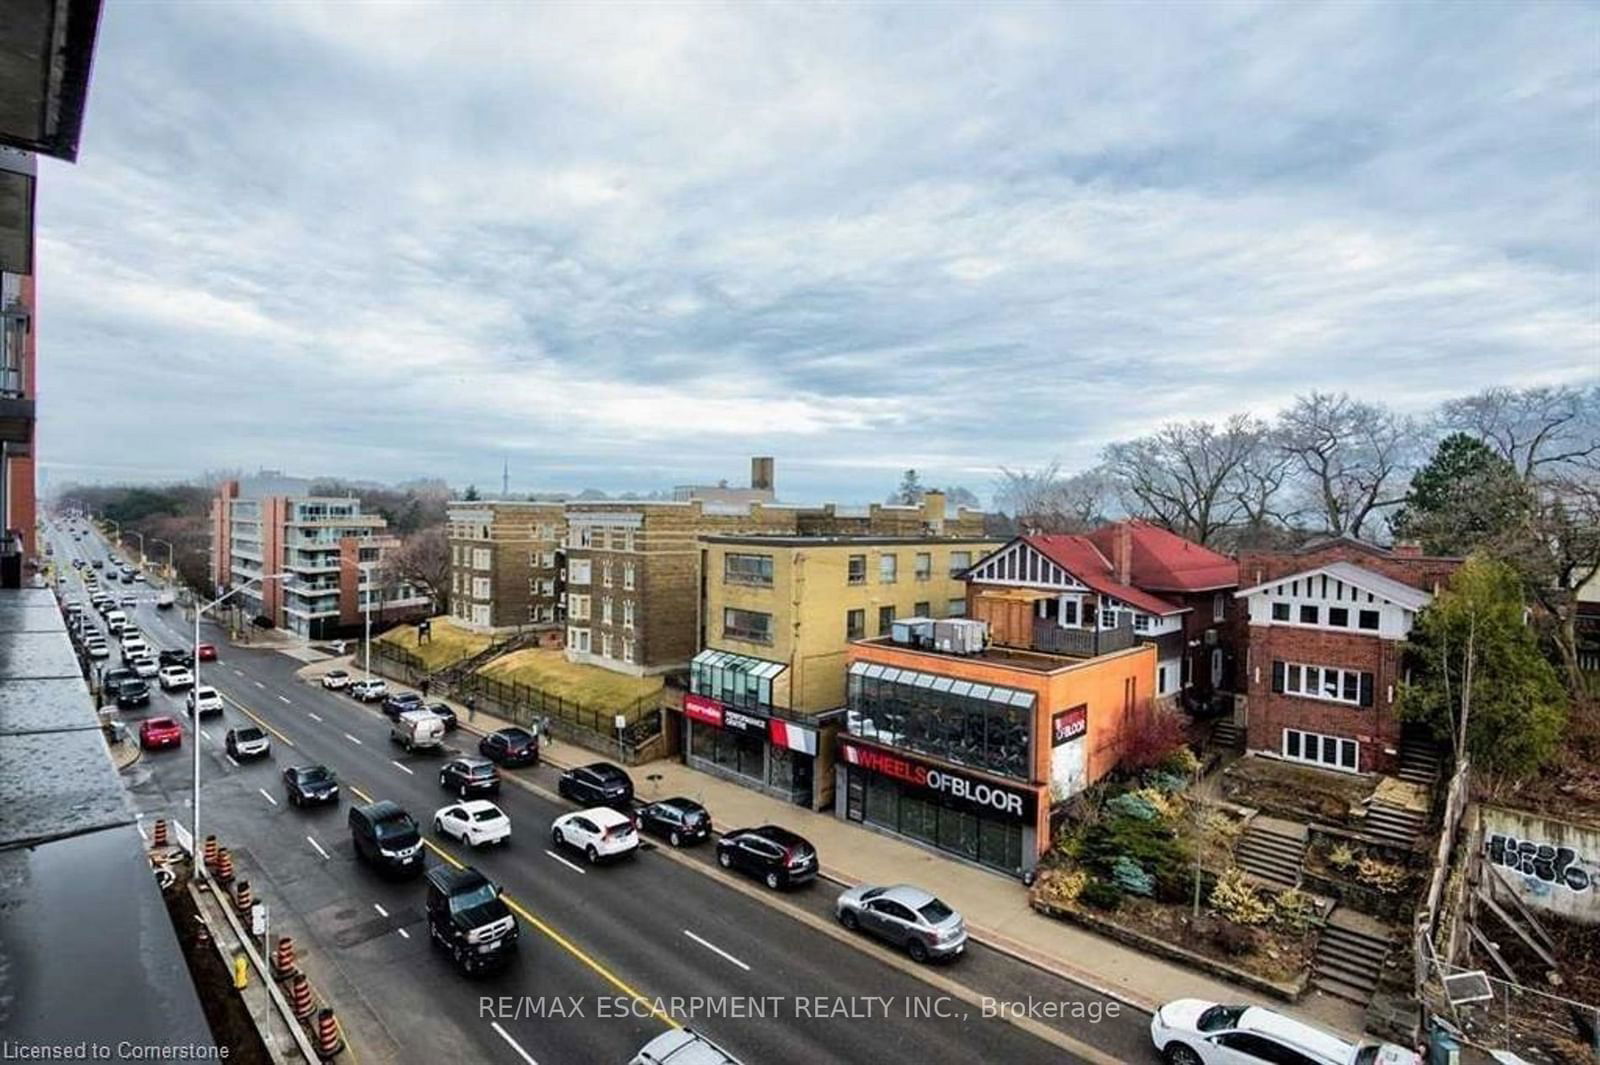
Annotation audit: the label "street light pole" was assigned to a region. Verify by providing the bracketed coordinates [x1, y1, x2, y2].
[150, 538, 175, 580]
[123, 530, 145, 567]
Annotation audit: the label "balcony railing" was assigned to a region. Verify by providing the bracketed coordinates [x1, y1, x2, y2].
[1029, 618, 1137, 657]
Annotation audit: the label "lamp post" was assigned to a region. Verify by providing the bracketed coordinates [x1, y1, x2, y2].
[123, 529, 145, 567]
[191, 571, 291, 868]
[150, 538, 175, 581]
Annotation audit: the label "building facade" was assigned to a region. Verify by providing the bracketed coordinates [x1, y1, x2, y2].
[1236, 539, 1460, 776]
[446, 501, 564, 634]
[210, 481, 431, 638]
[838, 628, 1156, 878]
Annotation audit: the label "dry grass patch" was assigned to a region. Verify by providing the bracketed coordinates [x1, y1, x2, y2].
[477, 648, 662, 720]
[375, 617, 493, 672]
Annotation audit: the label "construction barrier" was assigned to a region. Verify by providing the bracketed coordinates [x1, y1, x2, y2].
[286, 974, 314, 1020]
[215, 848, 235, 885]
[203, 834, 219, 869]
[314, 1008, 344, 1059]
[271, 936, 297, 980]
[152, 819, 168, 849]
[233, 879, 253, 913]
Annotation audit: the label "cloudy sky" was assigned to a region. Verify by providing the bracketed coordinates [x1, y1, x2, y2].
[36, 1, 1599, 503]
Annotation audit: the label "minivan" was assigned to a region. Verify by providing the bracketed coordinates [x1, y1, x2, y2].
[348, 800, 424, 876]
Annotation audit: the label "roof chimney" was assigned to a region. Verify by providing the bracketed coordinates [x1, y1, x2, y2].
[751, 456, 774, 493]
[922, 490, 947, 535]
[1115, 521, 1132, 585]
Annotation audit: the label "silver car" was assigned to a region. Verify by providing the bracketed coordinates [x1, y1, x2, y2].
[835, 883, 967, 962]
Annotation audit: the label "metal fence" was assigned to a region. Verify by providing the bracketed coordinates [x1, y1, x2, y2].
[1421, 953, 1600, 1062]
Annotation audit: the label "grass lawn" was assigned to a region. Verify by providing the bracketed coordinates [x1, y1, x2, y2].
[375, 617, 493, 672]
[477, 648, 663, 720]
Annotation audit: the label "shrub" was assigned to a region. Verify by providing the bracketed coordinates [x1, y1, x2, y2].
[1082, 810, 1190, 893]
[1272, 888, 1318, 933]
[1035, 869, 1087, 906]
[1079, 879, 1123, 911]
[1118, 709, 1192, 772]
[1143, 770, 1190, 795]
[1327, 843, 1358, 871]
[1213, 922, 1259, 957]
[1201, 810, 1246, 850]
[1356, 857, 1410, 895]
[1157, 745, 1202, 778]
[1209, 867, 1272, 925]
[1105, 791, 1161, 822]
[1110, 855, 1156, 897]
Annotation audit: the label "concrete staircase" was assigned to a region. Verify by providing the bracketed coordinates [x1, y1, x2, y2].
[1208, 719, 1244, 752]
[1234, 818, 1305, 888]
[430, 631, 537, 693]
[1362, 800, 1429, 848]
[1396, 737, 1444, 787]
[1312, 913, 1394, 1005]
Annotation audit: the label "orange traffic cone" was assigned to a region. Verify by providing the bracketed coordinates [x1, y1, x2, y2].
[271, 936, 297, 980]
[215, 847, 235, 885]
[152, 819, 169, 849]
[314, 1008, 344, 1058]
[233, 879, 253, 913]
[203, 834, 219, 869]
[287, 974, 314, 1020]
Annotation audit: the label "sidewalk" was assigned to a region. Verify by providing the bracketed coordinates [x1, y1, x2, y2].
[298, 657, 1370, 1038]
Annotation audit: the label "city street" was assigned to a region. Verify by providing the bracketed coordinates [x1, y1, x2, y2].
[49, 520, 1160, 1065]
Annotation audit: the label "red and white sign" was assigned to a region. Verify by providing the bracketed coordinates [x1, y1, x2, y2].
[682, 693, 724, 728]
[838, 737, 1034, 821]
[768, 718, 818, 755]
[1051, 705, 1088, 747]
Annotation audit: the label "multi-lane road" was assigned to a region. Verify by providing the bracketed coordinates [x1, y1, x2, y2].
[48, 518, 1163, 1065]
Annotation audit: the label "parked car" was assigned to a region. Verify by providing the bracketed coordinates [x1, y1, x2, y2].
[835, 883, 967, 963]
[637, 797, 712, 847]
[101, 667, 135, 697]
[283, 764, 340, 806]
[91, 558, 103, 569]
[390, 709, 446, 752]
[139, 716, 183, 750]
[439, 756, 500, 798]
[130, 655, 160, 679]
[432, 800, 511, 848]
[320, 669, 350, 690]
[349, 678, 388, 702]
[158, 664, 194, 690]
[715, 825, 818, 891]
[115, 678, 152, 709]
[348, 800, 424, 876]
[480, 727, 540, 768]
[120, 595, 137, 607]
[424, 865, 518, 974]
[629, 1029, 744, 1065]
[556, 761, 631, 807]
[1148, 1001, 1421, 1065]
[119, 572, 134, 584]
[85, 639, 109, 659]
[195, 643, 217, 661]
[186, 685, 223, 717]
[550, 806, 639, 865]
[425, 702, 457, 730]
[226, 726, 271, 760]
[120, 640, 151, 665]
[382, 691, 425, 719]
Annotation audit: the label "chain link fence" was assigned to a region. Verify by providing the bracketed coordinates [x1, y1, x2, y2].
[1421, 954, 1599, 1063]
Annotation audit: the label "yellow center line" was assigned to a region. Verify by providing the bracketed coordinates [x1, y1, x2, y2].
[218, 693, 296, 748]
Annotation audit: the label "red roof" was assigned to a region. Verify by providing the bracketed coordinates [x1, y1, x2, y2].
[1084, 520, 1239, 593]
[1021, 535, 1185, 616]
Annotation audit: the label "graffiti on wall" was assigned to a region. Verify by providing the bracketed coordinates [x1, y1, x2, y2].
[1484, 833, 1597, 896]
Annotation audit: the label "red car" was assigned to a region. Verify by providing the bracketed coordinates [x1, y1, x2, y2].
[196, 643, 218, 662]
[139, 716, 183, 750]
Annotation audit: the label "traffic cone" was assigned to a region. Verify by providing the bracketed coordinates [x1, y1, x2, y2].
[152, 819, 169, 849]
[215, 847, 235, 885]
[314, 1008, 344, 1058]
[271, 936, 297, 980]
[287, 974, 314, 1020]
[203, 835, 219, 869]
[233, 879, 253, 913]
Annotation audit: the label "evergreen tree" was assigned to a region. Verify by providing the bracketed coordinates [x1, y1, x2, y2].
[1390, 433, 1527, 554]
[891, 469, 925, 505]
[462, 484, 480, 501]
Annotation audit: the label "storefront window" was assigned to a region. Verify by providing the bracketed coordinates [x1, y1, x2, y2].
[900, 796, 938, 844]
[864, 773, 897, 828]
[768, 744, 794, 792]
[847, 663, 1034, 780]
[689, 721, 717, 762]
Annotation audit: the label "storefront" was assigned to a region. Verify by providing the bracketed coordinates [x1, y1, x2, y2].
[680, 657, 829, 808]
[836, 735, 1043, 877]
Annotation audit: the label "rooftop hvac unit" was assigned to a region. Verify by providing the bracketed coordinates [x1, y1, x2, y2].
[890, 617, 936, 648]
[933, 618, 987, 655]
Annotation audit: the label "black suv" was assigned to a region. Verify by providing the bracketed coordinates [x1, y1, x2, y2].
[715, 826, 818, 891]
[348, 800, 424, 876]
[101, 667, 135, 697]
[637, 798, 712, 847]
[382, 691, 425, 720]
[158, 648, 194, 669]
[115, 678, 151, 709]
[556, 762, 633, 809]
[478, 727, 538, 768]
[424, 865, 518, 975]
[425, 702, 457, 730]
[439, 757, 500, 798]
[283, 765, 340, 807]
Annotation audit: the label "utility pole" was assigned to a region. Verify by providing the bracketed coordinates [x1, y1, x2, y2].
[502, 457, 509, 499]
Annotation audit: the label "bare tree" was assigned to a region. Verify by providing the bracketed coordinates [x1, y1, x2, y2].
[383, 525, 451, 613]
[993, 461, 1114, 533]
[1232, 427, 1297, 544]
[1439, 384, 1600, 480]
[1102, 416, 1266, 546]
[1277, 392, 1419, 539]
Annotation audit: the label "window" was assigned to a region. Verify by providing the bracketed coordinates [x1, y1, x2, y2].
[847, 555, 866, 585]
[472, 547, 491, 570]
[622, 599, 635, 628]
[724, 553, 774, 586]
[1328, 607, 1349, 628]
[576, 526, 594, 548]
[623, 562, 636, 590]
[723, 607, 773, 644]
[878, 605, 895, 634]
[601, 596, 613, 625]
[1277, 660, 1373, 706]
[1132, 613, 1150, 632]
[878, 554, 898, 583]
[1060, 598, 1079, 626]
[1271, 601, 1291, 621]
[949, 551, 971, 576]
[610, 527, 628, 550]
[1157, 665, 1169, 694]
[846, 609, 865, 640]
[601, 633, 613, 658]
[1213, 592, 1226, 623]
[471, 577, 490, 599]
[914, 601, 930, 618]
[568, 594, 590, 621]
[601, 559, 613, 587]
[567, 627, 591, 652]
[622, 638, 635, 664]
[948, 597, 966, 617]
[568, 559, 592, 585]
[1299, 604, 1319, 624]
[914, 553, 932, 581]
[1282, 728, 1359, 773]
[1359, 609, 1381, 631]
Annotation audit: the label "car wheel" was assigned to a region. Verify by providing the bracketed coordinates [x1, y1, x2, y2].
[765, 871, 780, 890]
[669, 830, 681, 847]
[1163, 1044, 1202, 1065]
[433, 818, 443, 835]
[840, 910, 858, 931]
[288, 791, 299, 807]
[717, 849, 732, 869]
[585, 845, 600, 864]
[908, 939, 929, 964]
[552, 827, 564, 847]
[557, 779, 569, 798]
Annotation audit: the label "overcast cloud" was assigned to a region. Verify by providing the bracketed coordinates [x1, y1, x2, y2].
[36, 2, 1600, 503]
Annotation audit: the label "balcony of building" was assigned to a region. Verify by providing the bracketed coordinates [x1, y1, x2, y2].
[0, 275, 34, 444]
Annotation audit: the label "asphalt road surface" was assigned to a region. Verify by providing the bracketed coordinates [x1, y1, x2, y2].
[49, 518, 1163, 1065]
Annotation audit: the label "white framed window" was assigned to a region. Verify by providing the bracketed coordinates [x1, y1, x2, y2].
[879, 554, 897, 583]
[1132, 613, 1150, 632]
[1282, 728, 1359, 773]
[602, 633, 614, 658]
[472, 547, 491, 571]
[568, 559, 592, 585]
[1280, 661, 1366, 705]
[623, 562, 635, 590]
[601, 596, 613, 625]
[568, 594, 590, 621]
[1213, 592, 1226, 623]
[471, 577, 491, 600]
[623, 599, 635, 628]
[577, 526, 594, 548]
[471, 604, 491, 627]
[602, 558, 613, 587]
[624, 529, 636, 552]
[567, 627, 591, 652]
[622, 637, 635, 664]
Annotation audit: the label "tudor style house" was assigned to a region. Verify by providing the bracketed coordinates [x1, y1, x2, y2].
[963, 522, 1241, 706]
[1235, 539, 1460, 776]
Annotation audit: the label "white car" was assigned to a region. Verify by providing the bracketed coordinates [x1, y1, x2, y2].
[187, 686, 224, 717]
[85, 641, 109, 659]
[320, 669, 350, 690]
[133, 573, 147, 582]
[130, 655, 160, 678]
[433, 800, 512, 848]
[1149, 1000, 1420, 1065]
[550, 806, 639, 864]
[158, 665, 194, 690]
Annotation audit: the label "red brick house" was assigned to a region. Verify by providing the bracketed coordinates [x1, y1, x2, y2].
[1235, 538, 1460, 776]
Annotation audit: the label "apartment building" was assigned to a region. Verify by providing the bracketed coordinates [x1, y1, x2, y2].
[687, 534, 1000, 808]
[446, 501, 565, 634]
[1235, 538, 1459, 776]
[210, 480, 431, 638]
[0, 263, 34, 583]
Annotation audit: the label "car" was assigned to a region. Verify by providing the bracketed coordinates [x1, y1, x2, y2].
[85, 640, 109, 659]
[91, 559, 103, 569]
[130, 655, 160, 678]
[382, 691, 425, 719]
[157, 664, 194, 690]
[225, 726, 271, 759]
[424, 865, 518, 974]
[101, 667, 135, 697]
[439, 757, 500, 798]
[120, 595, 137, 607]
[550, 806, 639, 864]
[115, 678, 152, 709]
[556, 761, 631, 807]
[390, 709, 446, 752]
[186, 686, 223, 717]
[138, 716, 183, 750]
[835, 883, 967, 963]
[133, 573, 147, 583]
[156, 592, 174, 609]
[120, 640, 150, 664]
[320, 668, 350, 690]
[348, 800, 424, 876]
[479, 726, 540, 768]
[119, 572, 134, 584]
[715, 826, 818, 891]
[425, 702, 457, 730]
[196, 643, 217, 662]
[158, 648, 194, 669]
[629, 1028, 745, 1065]
[283, 764, 340, 806]
[349, 678, 388, 702]
[432, 800, 511, 848]
[1148, 1001, 1422, 1065]
[637, 798, 712, 847]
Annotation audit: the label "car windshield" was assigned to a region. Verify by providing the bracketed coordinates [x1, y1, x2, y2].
[917, 898, 955, 924]
[469, 764, 494, 778]
[300, 767, 333, 784]
[1351, 1048, 1383, 1065]
[1196, 1005, 1247, 1033]
[448, 883, 497, 912]
[503, 730, 532, 744]
[235, 728, 264, 741]
[197, 687, 216, 698]
[374, 817, 418, 841]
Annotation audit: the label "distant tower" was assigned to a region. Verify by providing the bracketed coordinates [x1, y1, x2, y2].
[502, 457, 509, 499]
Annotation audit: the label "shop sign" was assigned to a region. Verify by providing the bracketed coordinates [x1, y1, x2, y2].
[838, 737, 1035, 822]
[682, 693, 723, 728]
[769, 718, 819, 756]
[721, 707, 769, 737]
[1051, 705, 1088, 746]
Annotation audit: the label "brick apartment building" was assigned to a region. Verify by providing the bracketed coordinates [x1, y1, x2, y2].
[1235, 538, 1460, 776]
[446, 500, 565, 635]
